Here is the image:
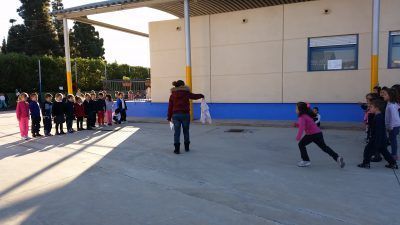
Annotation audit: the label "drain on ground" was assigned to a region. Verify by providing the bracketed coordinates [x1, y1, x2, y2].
[225, 129, 246, 133]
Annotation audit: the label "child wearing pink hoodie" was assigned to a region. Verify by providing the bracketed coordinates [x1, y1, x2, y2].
[295, 102, 345, 168]
[16, 92, 30, 140]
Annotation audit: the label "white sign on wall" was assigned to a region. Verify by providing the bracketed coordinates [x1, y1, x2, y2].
[327, 59, 343, 70]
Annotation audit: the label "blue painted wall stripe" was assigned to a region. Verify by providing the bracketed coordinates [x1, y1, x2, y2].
[125, 102, 363, 122]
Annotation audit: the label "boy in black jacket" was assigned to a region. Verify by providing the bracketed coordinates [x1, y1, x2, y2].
[65, 94, 75, 133]
[358, 99, 398, 169]
[83, 93, 93, 130]
[52, 93, 66, 135]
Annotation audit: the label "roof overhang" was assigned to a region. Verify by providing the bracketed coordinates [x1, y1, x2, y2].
[52, 0, 315, 19]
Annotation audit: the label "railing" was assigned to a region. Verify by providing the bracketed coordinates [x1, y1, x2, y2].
[102, 79, 151, 101]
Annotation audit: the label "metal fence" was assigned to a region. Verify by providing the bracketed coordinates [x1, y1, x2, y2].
[102, 79, 151, 101]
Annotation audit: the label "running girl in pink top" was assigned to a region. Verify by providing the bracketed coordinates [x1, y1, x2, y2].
[296, 102, 345, 168]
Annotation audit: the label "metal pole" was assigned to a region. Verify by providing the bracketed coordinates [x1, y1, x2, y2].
[63, 18, 73, 94]
[371, 0, 380, 91]
[38, 59, 42, 101]
[184, 0, 193, 120]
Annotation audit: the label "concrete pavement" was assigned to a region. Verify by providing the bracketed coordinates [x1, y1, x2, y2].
[0, 111, 399, 225]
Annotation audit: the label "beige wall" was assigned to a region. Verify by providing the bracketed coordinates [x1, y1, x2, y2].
[379, 0, 400, 87]
[149, 0, 400, 103]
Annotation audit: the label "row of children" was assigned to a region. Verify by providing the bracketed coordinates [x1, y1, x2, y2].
[357, 85, 400, 169]
[16, 91, 128, 140]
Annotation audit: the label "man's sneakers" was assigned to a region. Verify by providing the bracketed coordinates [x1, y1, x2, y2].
[297, 161, 311, 167]
[337, 156, 345, 168]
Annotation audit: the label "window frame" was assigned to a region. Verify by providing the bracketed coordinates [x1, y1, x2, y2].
[388, 31, 400, 69]
[307, 34, 359, 72]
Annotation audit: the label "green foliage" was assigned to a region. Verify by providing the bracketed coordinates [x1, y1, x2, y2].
[1, 38, 7, 54]
[51, 0, 65, 55]
[0, 53, 149, 93]
[17, 0, 61, 56]
[70, 22, 105, 59]
[106, 63, 150, 80]
[7, 24, 28, 54]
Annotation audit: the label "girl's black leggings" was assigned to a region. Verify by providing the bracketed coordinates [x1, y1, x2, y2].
[298, 132, 338, 161]
[77, 117, 83, 130]
[55, 123, 64, 133]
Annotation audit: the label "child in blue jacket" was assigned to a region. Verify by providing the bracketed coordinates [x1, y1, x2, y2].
[29, 93, 42, 137]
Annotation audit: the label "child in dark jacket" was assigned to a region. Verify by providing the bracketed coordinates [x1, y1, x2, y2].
[116, 92, 128, 123]
[65, 94, 75, 133]
[89, 93, 97, 128]
[29, 93, 42, 137]
[83, 93, 96, 130]
[358, 99, 398, 169]
[42, 93, 53, 136]
[52, 93, 66, 135]
[74, 96, 85, 131]
[97, 92, 106, 126]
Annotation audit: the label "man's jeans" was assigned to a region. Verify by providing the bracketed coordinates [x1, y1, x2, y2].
[172, 113, 190, 144]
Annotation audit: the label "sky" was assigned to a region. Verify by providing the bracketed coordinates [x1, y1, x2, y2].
[0, 0, 177, 67]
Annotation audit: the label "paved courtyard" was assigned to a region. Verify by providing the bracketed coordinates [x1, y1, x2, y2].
[0, 111, 399, 225]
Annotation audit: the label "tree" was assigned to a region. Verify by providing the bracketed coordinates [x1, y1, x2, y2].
[1, 38, 7, 54]
[51, 0, 64, 54]
[6, 25, 28, 54]
[17, 0, 61, 55]
[70, 22, 105, 59]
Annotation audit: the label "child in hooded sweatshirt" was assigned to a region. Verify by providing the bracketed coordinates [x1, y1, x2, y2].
[16, 93, 30, 140]
[295, 102, 345, 168]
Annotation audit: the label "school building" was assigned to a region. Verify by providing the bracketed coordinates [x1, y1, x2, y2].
[54, 0, 400, 122]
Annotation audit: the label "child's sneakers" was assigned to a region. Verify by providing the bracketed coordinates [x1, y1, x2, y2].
[385, 163, 399, 169]
[336, 156, 345, 168]
[297, 161, 311, 167]
[357, 163, 370, 169]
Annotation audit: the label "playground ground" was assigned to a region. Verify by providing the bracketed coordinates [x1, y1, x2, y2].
[0, 111, 399, 225]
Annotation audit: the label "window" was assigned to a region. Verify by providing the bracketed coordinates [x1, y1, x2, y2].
[308, 35, 358, 71]
[389, 31, 400, 69]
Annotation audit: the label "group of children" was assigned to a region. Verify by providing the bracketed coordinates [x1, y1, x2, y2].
[16, 91, 128, 140]
[294, 84, 399, 170]
[357, 85, 400, 169]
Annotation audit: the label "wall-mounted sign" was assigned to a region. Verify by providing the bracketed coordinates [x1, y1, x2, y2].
[327, 59, 342, 70]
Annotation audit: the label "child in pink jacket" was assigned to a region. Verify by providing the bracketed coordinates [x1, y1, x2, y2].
[295, 102, 345, 168]
[16, 92, 30, 140]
